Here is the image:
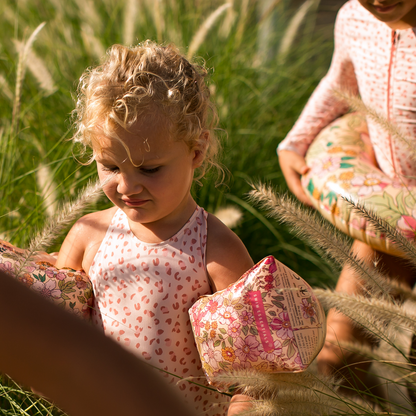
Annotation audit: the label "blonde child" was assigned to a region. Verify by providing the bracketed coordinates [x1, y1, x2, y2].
[278, 0, 416, 391]
[55, 41, 254, 416]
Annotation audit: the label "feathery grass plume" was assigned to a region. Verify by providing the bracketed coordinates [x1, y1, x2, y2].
[335, 339, 416, 387]
[219, 0, 236, 38]
[214, 205, 243, 229]
[234, 0, 250, 49]
[13, 39, 57, 96]
[11, 22, 46, 137]
[248, 182, 396, 297]
[80, 23, 106, 61]
[334, 89, 416, 163]
[315, 288, 416, 340]
[214, 369, 337, 398]
[73, 0, 103, 34]
[214, 370, 354, 415]
[152, 0, 165, 44]
[254, 0, 277, 67]
[258, 0, 282, 24]
[0, 73, 13, 101]
[187, 2, 231, 60]
[278, 0, 320, 62]
[14, 179, 105, 278]
[123, 0, 139, 46]
[343, 196, 416, 266]
[36, 163, 59, 218]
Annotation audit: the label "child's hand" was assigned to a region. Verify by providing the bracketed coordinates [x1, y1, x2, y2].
[228, 394, 253, 415]
[278, 149, 313, 206]
[32, 252, 58, 265]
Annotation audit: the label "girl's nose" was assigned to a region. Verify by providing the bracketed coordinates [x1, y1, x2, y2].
[117, 173, 143, 195]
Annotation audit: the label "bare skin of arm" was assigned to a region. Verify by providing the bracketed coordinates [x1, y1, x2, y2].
[206, 214, 255, 416]
[278, 149, 313, 207]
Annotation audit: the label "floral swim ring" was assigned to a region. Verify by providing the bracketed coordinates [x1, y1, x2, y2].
[301, 112, 416, 256]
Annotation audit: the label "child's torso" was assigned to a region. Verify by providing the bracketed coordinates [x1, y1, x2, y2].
[342, 0, 416, 183]
[89, 206, 229, 415]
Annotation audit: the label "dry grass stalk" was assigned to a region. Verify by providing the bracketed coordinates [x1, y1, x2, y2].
[15, 179, 105, 278]
[258, 0, 282, 24]
[0, 73, 13, 101]
[315, 288, 416, 339]
[214, 205, 243, 229]
[73, 0, 103, 34]
[11, 22, 46, 137]
[219, 0, 236, 38]
[152, 0, 164, 43]
[214, 370, 352, 415]
[187, 2, 231, 59]
[36, 163, 59, 218]
[278, 0, 319, 61]
[248, 182, 397, 297]
[334, 89, 416, 163]
[123, 0, 139, 46]
[234, 0, 250, 48]
[343, 196, 416, 266]
[80, 23, 106, 61]
[13, 39, 57, 96]
[334, 339, 416, 385]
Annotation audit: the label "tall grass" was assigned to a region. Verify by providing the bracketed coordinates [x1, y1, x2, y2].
[0, 0, 334, 279]
[0, 0, 336, 413]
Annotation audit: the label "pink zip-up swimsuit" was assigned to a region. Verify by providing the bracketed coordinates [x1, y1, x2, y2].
[278, 0, 416, 186]
[89, 207, 229, 416]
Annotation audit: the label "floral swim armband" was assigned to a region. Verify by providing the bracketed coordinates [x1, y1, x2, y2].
[0, 239, 93, 319]
[189, 255, 325, 391]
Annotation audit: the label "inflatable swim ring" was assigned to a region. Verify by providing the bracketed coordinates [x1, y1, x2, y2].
[0, 239, 93, 319]
[301, 112, 416, 257]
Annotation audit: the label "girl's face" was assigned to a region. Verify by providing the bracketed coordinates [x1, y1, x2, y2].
[94, 115, 204, 239]
[358, 0, 416, 29]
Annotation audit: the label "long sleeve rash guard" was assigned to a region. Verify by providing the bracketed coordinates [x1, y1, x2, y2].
[278, 0, 416, 186]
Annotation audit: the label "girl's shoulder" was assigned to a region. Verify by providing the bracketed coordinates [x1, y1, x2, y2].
[75, 206, 118, 230]
[56, 207, 118, 272]
[206, 213, 254, 292]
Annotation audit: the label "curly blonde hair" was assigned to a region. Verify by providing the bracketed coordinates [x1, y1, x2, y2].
[72, 40, 221, 179]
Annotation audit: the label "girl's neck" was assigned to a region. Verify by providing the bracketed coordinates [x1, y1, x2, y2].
[127, 197, 197, 244]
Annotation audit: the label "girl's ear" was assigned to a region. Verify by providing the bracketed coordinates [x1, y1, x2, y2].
[192, 130, 209, 168]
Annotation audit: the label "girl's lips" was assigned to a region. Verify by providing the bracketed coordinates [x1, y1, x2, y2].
[122, 199, 149, 207]
[373, 3, 398, 13]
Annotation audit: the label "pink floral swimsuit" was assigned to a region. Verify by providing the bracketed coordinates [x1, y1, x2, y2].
[278, 0, 416, 186]
[89, 206, 229, 416]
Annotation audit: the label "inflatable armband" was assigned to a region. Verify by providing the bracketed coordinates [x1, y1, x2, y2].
[0, 240, 92, 319]
[189, 256, 325, 391]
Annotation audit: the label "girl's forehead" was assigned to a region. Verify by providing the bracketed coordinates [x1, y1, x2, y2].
[93, 120, 188, 164]
[95, 116, 173, 152]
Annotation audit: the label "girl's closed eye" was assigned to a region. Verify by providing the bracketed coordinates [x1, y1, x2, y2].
[101, 165, 120, 173]
[140, 166, 160, 174]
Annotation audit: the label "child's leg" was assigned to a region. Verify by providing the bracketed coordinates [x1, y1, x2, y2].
[317, 240, 415, 392]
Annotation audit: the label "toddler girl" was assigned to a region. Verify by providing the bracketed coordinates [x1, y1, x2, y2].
[55, 41, 254, 416]
[278, 0, 416, 390]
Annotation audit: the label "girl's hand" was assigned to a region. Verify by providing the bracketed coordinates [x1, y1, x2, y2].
[228, 394, 253, 415]
[278, 149, 313, 206]
[32, 252, 58, 265]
